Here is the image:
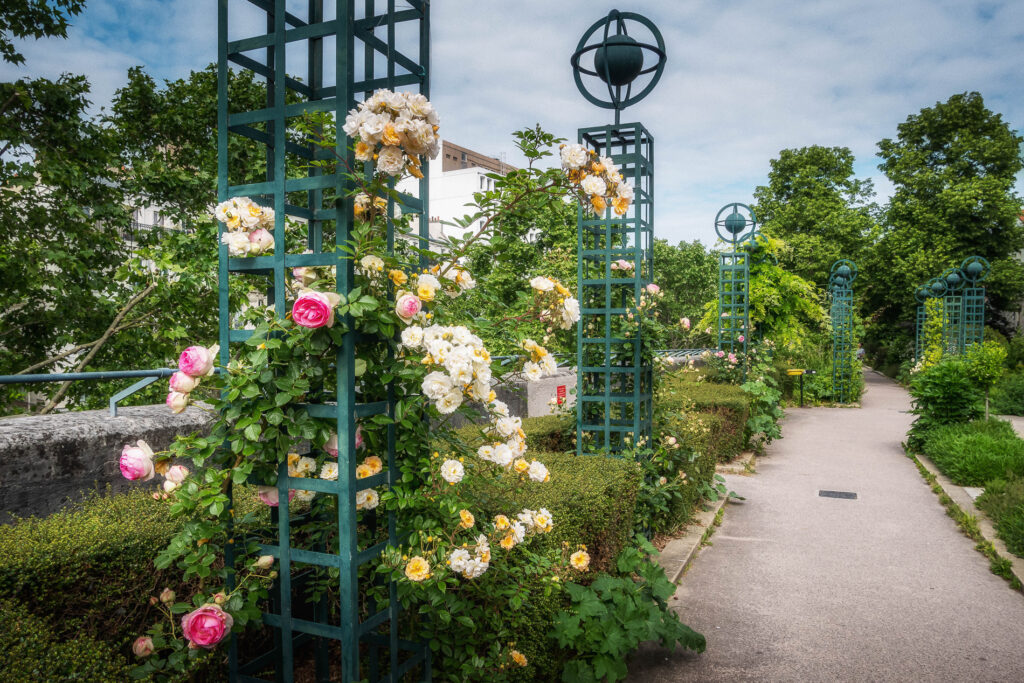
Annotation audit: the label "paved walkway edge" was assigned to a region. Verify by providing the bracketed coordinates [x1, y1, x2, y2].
[656, 451, 756, 583]
[911, 450, 1024, 588]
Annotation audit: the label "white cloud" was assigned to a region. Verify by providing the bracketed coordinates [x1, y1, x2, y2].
[2, 0, 1021, 246]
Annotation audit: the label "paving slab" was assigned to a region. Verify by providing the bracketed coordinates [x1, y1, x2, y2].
[631, 370, 1024, 682]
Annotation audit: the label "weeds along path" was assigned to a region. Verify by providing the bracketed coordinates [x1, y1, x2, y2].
[629, 369, 1024, 682]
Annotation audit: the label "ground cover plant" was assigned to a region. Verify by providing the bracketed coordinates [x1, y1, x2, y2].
[977, 477, 1024, 558]
[921, 419, 1024, 486]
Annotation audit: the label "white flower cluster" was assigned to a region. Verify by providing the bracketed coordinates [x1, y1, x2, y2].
[559, 143, 634, 216]
[529, 276, 581, 330]
[215, 196, 275, 257]
[342, 89, 440, 178]
[495, 508, 554, 551]
[406, 324, 494, 414]
[520, 338, 558, 382]
[448, 535, 491, 579]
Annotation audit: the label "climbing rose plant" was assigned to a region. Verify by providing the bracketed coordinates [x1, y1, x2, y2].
[118, 91, 611, 678]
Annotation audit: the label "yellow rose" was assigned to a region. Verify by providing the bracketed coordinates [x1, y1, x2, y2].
[499, 533, 516, 550]
[590, 195, 607, 214]
[510, 650, 528, 667]
[513, 458, 529, 474]
[404, 556, 430, 582]
[570, 550, 590, 571]
[459, 509, 475, 529]
[494, 514, 510, 530]
[362, 456, 383, 475]
[356, 464, 373, 479]
[389, 269, 408, 286]
[417, 283, 436, 302]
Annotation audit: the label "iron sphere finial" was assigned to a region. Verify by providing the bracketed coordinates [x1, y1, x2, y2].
[960, 255, 990, 284]
[830, 259, 858, 286]
[928, 277, 947, 297]
[942, 267, 964, 292]
[714, 203, 757, 247]
[571, 10, 666, 124]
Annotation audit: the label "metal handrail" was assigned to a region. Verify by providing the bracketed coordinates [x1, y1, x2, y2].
[0, 368, 177, 416]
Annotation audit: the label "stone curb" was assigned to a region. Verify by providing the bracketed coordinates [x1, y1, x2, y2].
[656, 451, 756, 583]
[915, 452, 1024, 586]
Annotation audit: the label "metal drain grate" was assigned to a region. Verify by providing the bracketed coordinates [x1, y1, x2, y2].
[819, 490, 857, 499]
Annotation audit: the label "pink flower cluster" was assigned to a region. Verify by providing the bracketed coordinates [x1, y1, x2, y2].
[119, 439, 190, 497]
[167, 344, 218, 414]
[610, 259, 633, 272]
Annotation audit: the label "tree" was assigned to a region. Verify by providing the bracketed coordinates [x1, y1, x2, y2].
[651, 238, 716, 346]
[0, 0, 84, 66]
[753, 145, 879, 288]
[864, 92, 1024, 367]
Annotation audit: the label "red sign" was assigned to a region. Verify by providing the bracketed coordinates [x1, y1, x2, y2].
[556, 385, 566, 405]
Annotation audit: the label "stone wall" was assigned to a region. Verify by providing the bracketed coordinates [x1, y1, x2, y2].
[0, 405, 214, 523]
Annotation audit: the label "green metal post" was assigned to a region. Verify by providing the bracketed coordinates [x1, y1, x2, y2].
[829, 260, 856, 403]
[576, 123, 654, 456]
[714, 204, 757, 358]
[218, 2, 430, 680]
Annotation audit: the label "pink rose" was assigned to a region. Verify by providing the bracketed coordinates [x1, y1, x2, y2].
[738, 335, 745, 343]
[257, 486, 296, 507]
[181, 604, 234, 650]
[646, 283, 660, 294]
[681, 317, 690, 330]
[132, 636, 154, 657]
[324, 431, 338, 457]
[728, 353, 737, 364]
[166, 391, 188, 414]
[120, 441, 155, 481]
[395, 292, 422, 323]
[169, 371, 197, 393]
[292, 290, 341, 329]
[716, 350, 725, 358]
[179, 345, 218, 377]
[248, 228, 274, 254]
[356, 425, 364, 450]
[166, 465, 190, 484]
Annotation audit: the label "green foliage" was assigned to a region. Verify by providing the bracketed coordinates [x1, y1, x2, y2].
[966, 340, 1008, 418]
[922, 419, 1024, 486]
[0, 489, 187, 645]
[0, 0, 84, 65]
[920, 298, 944, 369]
[908, 357, 983, 449]
[990, 370, 1024, 416]
[977, 477, 1024, 558]
[553, 536, 706, 683]
[657, 371, 749, 462]
[0, 599, 131, 683]
[740, 342, 785, 451]
[753, 145, 879, 288]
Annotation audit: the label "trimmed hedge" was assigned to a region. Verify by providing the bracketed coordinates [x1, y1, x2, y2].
[0, 599, 132, 682]
[922, 419, 1024, 486]
[656, 371, 749, 462]
[472, 451, 641, 571]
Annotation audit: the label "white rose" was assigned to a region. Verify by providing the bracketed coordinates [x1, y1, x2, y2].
[320, 462, 339, 481]
[221, 231, 251, 256]
[401, 326, 424, 348]
[540, 355, 558, 375]
[376, 145, 405, 176]
[436, 388, 464, 414]
[563, 297, 581, 323]
[448, 548, 471, 573]
[492, 443, 514, 467]
[422, 371, 453, 400]
[491, 399, 510, 417]
[528, 461, 549, 483]
[472, 378, 491, 401]
[447, 363, 473, 387]
[523, 362, 543, 382]
[617, 182, 634, 201]
[600, 156, 619, 176]
[359, 113, 387, 143]
[356, 488, 379, 510]
[294, 489, 316, 503]
[494, 416, 521, 438]
[511, 521, 526, 543]
[581, 175, 606, 197]
[359, 254, 384, 274]
[440, 458, 464, 484]
[559, 143, 588, 170]
[462, 557, 488, 579]
[529, 276, 554, 292]
[477, 445, 495, 461]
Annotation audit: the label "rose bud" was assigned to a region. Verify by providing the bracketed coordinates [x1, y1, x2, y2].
[169, 371, 198, 394]
[256, 555, 275, 570]
[133, 636, 155, 657]
[165, 465, 190, 484]
[166, 391, 189, 414]
[160, 588, 176, 604]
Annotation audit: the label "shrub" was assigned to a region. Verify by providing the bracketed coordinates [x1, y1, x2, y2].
[977, 477, 1024, 558]
[0, 599, 132, 682]
[922, 419, 1024, 486]
[908, 357, 982, 450]
[990, 371, 1024, 416]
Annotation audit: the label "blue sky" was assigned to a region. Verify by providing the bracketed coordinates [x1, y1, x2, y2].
[2, 0, 1023, 245]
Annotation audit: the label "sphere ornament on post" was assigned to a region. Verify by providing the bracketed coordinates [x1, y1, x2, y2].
[714, 202, 758, 248]
[829, 259, 858, 289]
[570, 9, 666, 124]
[928, 277, 948, 298]
[942, 267, 965, 293]
[961, 255, 990, 284]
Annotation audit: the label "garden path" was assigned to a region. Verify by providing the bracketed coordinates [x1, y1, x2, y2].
[629, 369, 1024, 682]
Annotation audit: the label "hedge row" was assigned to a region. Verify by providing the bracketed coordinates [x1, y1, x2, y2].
[657, 371, 750, 463]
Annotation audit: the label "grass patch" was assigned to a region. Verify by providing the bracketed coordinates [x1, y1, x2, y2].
[977, 477, 1024, 559]
[921, 418, 1024, 486]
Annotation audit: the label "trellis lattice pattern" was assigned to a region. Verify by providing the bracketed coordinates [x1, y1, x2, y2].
[942, 296, 962, 356]
[716, 253, 749, 355]
[218, 1, 430, 680]
[576, 122, 653, 456]
[830, 286, 854, 403]
[961, 287, 985, 351]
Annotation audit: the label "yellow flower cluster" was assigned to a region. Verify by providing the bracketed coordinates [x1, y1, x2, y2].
[529, 276, 580, 331]
[342, 88, 440, 178]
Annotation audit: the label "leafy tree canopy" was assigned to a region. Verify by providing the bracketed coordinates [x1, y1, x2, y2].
[0, 0, 84, 65]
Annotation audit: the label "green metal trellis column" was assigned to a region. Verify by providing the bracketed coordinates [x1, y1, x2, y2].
[941, 267, 965, 355]
[218, 2, 430, 681]
[829, 260, 856, 403]
[714, 204, 757, 356]
[960, 256, 989, 351]
[576, 123, 654, 456]
[914, 286, 929, 361]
